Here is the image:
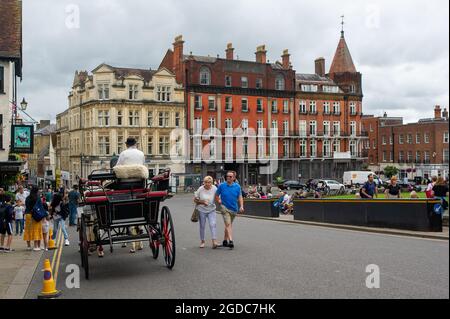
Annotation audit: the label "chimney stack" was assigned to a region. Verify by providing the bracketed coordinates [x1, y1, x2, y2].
[281, 49, 290, 69]
[442, 107, 449, 119]
[226, 43, 234, 60]
[315, 57, 326, 77]
[172, 35, 184, 83]
[434, 105, 442, 119]
[255, 45, 267, 64]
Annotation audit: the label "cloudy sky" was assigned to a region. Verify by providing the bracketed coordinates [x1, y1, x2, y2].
[19, 0, 449, 123]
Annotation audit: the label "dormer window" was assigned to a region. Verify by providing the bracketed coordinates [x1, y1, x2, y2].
[98, 83, 110, 100]
[156, 86, 171, 102]
[241, 76, 248, 88]
[200, 67, 211, 85]
[275, 75, 285, 90]
[129, 84, 139, 100]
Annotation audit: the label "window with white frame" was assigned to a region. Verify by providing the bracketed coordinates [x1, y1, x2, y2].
[271, 100, 278, 113]
[208, 117, 216, 130]
[424, 133, 429, 143]
[225, 96, 232, 112]
[299, 100, 307, 113]
[283, 121, 289, 136]
[225, 139, 233, 160]
[156, 86, 171, 102]
[241, 76, 248, 88]
[275, 75, 285, 90]
[407, 134, 412, 144]
[194, 138, 202, 160]
[309, 101, 317, 114]
[159, 136, 169, 155]
[117, 110, 123, 126]
[301, 84, 318, 92]
[194, 118, 202, 135]
[158, 111, 169, 127]
[382, 135, 386, 145]
[270, 139, 278, 156]
[129, 84, 139, 100]
[424, 151, 430, 162]
[350, 121, 356, 136]
[257, 120, 264, 135]
[322, 85, 339, 93]
[389, 135, 393, 145]
[194, 95, 202, 110]
[283, 140, 289, 157]
[372, 139, 376, 149]
[256, 78, 263, 89]
[147, 111, 153, 127]
[299, 140, 307, 157]
[283, 100, 289, 113]
[323, 121, 330, 136]
[416, 132, 421, 144]
[399, 151, 404, 161]
[271, 120, 278, 135]
[349, 102, 356, 115]
[323, 140, 331, 157]
[257, 139, 265, 158]
[147, 136, 153, 155]
[310, 140, 317, 157]
[382, 151, 387, 162]
[129, 110, 139, 126]
[241, 98, 248, 112]
[389, 151, 393, 162]
[350, 140, 357, 157]
[299, 120, 307, 137]
[99, 136, 110, 155]
[208, 96, 216, 111]
[98, 83, 110, 100]
[399, 134, 404, 144]
[225, 118, 233, 135]
[416, 151, 421, 162]
[407, 151, 412, 162]
[333, 102, 340, 114]
[209, 139, 217, 159]
[257, 99, 263, 112]
[443, 149, 449, 163]
[309, 121, 317, 135]
[241, 119, 248, 135]
[444, 132, 449, 143]
[323, 102, 330, 114]
[200, 67, 211, 85]
[333, 121, 340, 136]
[175, 112, 180, 127]
[98, 110, 109, 127]
[333, 140, 340, 153]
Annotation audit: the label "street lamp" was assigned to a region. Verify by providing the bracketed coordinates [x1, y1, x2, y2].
[20, 98, 28, 111]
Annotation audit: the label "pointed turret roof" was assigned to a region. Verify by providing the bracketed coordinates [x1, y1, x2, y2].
[329, 32, 357, 74]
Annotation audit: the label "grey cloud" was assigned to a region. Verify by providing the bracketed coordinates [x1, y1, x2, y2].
[19, 0, 449, 124]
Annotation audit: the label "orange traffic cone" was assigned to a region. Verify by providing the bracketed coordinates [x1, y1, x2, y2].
[38, 259, 61, 299]
[48, 229, 57, 250]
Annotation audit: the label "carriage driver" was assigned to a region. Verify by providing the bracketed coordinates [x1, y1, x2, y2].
[114, 137, 146, 253]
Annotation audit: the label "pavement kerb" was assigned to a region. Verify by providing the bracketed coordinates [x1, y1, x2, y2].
[239, 214, 449, 241]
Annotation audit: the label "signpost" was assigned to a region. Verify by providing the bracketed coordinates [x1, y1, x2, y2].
[10, 124, 34, 154]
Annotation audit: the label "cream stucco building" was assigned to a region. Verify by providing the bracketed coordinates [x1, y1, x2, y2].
[55, 63, 186, 186]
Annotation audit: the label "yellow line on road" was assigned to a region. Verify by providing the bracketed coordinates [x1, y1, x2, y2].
[51, 227, 63, 272]
[53, 230, 64, 285]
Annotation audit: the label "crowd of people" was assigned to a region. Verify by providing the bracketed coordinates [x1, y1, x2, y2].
[0, 184, 81, 253]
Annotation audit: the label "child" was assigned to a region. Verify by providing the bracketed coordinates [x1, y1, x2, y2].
[41, 214, 50, 251]
[14, 199, 25, 236]
[0, 195, 15, 252]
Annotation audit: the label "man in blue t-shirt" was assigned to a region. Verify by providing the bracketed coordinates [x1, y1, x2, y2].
[361, 174, 378, 199]
[215, 171, 244, 249]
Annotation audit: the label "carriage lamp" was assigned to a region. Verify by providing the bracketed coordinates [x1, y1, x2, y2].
[20, 98, 28, 111]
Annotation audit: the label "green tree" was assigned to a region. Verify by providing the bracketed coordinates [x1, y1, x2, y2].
[384, 166, 399, 179]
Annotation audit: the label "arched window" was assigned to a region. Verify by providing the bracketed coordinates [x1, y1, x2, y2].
[200, 67, 211, 85]
[275, 74, 285, 90]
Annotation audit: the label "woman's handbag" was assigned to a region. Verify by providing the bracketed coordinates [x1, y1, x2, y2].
[191, 208, 199, 222]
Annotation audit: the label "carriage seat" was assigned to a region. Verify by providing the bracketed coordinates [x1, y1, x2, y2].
[84, 190, 168, 204]
[112, 164, 149, 190]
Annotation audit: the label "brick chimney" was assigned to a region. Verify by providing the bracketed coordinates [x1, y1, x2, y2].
[434, 105, 442, 119]
[281, 49, 290, 69]
[315, 57, 325, 77]
[255, 45, 267, 64]
[226, 43, 234, 60]
[442, 107, 449, 119]
[172, 35, 184, 83]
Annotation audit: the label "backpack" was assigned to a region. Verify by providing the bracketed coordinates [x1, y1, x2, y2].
[32, 199, 48, 222]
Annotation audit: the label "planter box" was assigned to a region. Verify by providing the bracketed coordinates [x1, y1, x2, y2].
[244, 199, 279, 218]
[293, 199, 442, 232]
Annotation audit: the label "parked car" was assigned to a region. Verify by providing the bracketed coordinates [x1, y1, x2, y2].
[282, 180, 306, 190]
[316, 179, 346, 195]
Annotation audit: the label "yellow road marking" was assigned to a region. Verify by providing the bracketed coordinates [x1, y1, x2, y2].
[51, 227, 63, 272]
[53, 230, 64, 284]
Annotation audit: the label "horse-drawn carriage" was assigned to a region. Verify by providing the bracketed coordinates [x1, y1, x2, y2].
[77, 166, 175, 279]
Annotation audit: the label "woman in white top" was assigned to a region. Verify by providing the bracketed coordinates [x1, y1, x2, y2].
[194, 176, 218, 249]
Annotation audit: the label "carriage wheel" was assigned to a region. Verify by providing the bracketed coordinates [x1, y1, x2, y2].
[78, 219, 84, 268]
[160, 206, 175, 269]
[80, 218, 90, 280]
[148, 226, 159, 259]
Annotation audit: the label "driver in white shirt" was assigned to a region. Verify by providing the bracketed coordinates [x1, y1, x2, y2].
[115, 137, 145, 166]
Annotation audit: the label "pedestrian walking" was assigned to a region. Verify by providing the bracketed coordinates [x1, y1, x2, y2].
[15, 185, 28, 204]
[50, 191, 70, 246]
[23, 186, 43, 251]
[425, 176, 437, 198]
[385, 176, 401, 199]
[215, 171, 244, 249]
[14, 199, 25, 236]
[194, 176, 218, 249]
[68, 185, 81, 226]
[360, 174, 378, 199]
[0, 195, 15, 252]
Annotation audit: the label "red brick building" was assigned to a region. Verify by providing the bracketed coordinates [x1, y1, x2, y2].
[160, 36, 296, 184]
[363, 106, 449, 180]
[294, 29, 368, 180]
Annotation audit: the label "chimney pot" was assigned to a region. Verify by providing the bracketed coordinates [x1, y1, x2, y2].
[255, 45, 267, 64]
[282, 49, 290, 69]
[226, 43, 234, 60]
[434, 105, 442, 119]
[315, 57, 326, 77]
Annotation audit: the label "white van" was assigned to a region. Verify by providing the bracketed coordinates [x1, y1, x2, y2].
[343, 171, 381, 187]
